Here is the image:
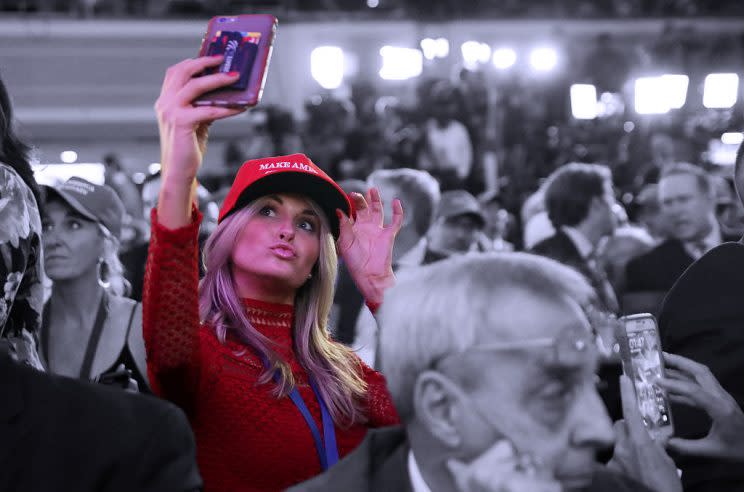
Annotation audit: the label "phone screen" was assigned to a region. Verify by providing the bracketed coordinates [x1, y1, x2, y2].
[203, 30, 261, 90]
[624, 316, 673, 438]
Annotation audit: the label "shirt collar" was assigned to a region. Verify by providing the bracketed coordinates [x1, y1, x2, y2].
[683, 219, 722, 257]
[701, 220, 722, 250]
[408, 450, 433, 492]
[562, 226, 595, 259]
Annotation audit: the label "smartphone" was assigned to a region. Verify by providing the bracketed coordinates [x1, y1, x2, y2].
[194, 14, 278, 108]
[618, 313, 674, 441]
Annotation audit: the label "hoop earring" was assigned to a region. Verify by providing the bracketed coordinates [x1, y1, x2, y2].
[97, 258, 110, 289]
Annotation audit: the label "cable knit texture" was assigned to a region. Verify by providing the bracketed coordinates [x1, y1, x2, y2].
[143, 206, 400, 492]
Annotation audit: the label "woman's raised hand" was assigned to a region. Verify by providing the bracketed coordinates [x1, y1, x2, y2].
[154, 56, 245, 228]
[337, 188, 404, 307]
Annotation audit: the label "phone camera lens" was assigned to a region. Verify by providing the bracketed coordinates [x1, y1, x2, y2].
[219, 17, 226, 22]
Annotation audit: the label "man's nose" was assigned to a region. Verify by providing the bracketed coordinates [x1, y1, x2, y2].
[571, 389, 615, 450]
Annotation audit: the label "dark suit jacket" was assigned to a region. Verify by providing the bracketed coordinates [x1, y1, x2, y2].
[0, 354, 202, 492]
[531, 230, 618, 313]
[288, 426, 652, 492]
[657, 241, 744, 492]
[625, 238, 695, 294]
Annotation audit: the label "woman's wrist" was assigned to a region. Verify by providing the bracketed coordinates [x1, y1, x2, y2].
[358, 272, 395, 308]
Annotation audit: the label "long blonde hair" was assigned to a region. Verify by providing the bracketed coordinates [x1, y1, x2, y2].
[198, 195, 368, 426]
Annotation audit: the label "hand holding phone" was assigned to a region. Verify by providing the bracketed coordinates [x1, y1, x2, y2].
[657, 352, 744, 461]
[608, 376, 682, 492]
[446, 440, 560, 492]
[616, 313, 674, 442]
[154, 56, 246, 229]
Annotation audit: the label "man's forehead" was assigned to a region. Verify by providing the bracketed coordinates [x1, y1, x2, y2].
[476, 289, 589, 342]
[659, 174, 699, 195]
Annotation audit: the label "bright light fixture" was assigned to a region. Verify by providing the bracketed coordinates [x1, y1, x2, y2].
[148, 162, 161, 175]
[60, 150, 78, 163]
[311, 46, 344, 90]
[633, 74, 690, 114]
[421, 38, 450, 60]
[461, 41, 491, 69]
[703, 73, 739, 109]
[367, 0, 379, 7]
[492, 47, 517, 69]
[379, 46, 423, 81]
[722, 132, 744, 145]
[529, 47, 557, 71]
[435, 38, 449, 58]
[635, 77, 670, 114]
[570, 84, 598, 119]
[663, 74, 689, 109]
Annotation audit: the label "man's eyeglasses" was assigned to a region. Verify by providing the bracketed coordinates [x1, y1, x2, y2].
[429, 304, 620, 370]
[430, 330, 596, 370]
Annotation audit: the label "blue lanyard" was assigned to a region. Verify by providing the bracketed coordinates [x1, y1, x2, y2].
[267, 363, 339, 470]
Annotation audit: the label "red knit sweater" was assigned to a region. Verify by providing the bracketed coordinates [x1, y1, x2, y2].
[142, 207, 400, 492]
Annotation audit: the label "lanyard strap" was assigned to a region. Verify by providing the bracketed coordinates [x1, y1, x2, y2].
[267, 363, 339, 470]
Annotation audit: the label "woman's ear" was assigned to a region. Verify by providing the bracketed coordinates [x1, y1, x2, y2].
[412, 370, 465, 449]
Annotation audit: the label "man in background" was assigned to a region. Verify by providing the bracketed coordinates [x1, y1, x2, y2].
[625, 163, 736, 313]
[530, 163, 619, 313]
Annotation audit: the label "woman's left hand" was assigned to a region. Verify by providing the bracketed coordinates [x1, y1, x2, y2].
[337, 188, 403, 307]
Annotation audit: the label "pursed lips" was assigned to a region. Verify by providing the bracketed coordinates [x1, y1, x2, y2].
[270, 244, 297, 259]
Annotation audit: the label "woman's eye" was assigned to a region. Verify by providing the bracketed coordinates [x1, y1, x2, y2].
[68, 220, 82, 230]
[298, 220, 316, 232]
[259, 206, 276, 217]
[42, 222, 53, 232]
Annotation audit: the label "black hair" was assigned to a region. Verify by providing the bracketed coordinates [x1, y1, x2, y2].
[0, 75, 41, 207]
[544, 163, 612, 228]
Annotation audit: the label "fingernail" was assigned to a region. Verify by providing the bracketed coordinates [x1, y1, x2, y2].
[227, 71, 240, 77]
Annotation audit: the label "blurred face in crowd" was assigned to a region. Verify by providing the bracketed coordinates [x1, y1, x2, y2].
[231, 193, 321, 296]
[482, 201, 510, 239]
[433, 290, 614, 491]
[142, 177, 161, 222]
[658, 173, 714, 242]
[585, 181, 617, 239]
[427, 213, 482, 254]
[42, 199, 104, 282]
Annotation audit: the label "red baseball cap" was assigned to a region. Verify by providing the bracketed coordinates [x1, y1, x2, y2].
[218, 153, 352, 238]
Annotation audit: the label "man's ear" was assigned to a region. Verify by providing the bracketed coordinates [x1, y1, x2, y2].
[412, 370, 464, 449]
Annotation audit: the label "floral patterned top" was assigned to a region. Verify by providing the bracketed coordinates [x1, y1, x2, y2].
[0, 162, 45, 369]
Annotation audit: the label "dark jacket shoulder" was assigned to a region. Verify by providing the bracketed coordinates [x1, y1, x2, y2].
[1, 356, 201, 492]
[625, 238, 694, 292]
[287, 426, 410, 492]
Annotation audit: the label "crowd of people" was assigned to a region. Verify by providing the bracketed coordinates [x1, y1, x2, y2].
[4, 24, 744, 492]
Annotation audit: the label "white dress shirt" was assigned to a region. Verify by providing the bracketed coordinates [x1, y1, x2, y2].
[408, 450, 433, 492]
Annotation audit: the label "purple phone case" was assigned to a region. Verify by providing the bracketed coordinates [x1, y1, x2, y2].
[194, 14, 277, 108]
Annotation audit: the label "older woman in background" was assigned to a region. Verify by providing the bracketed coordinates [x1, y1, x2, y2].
[40, 177, 148, 391]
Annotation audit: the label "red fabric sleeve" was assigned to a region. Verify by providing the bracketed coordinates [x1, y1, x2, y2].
[142, 205, 203, 411]
[364, 299, 381, 315]
[360, 361, 400, 427]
